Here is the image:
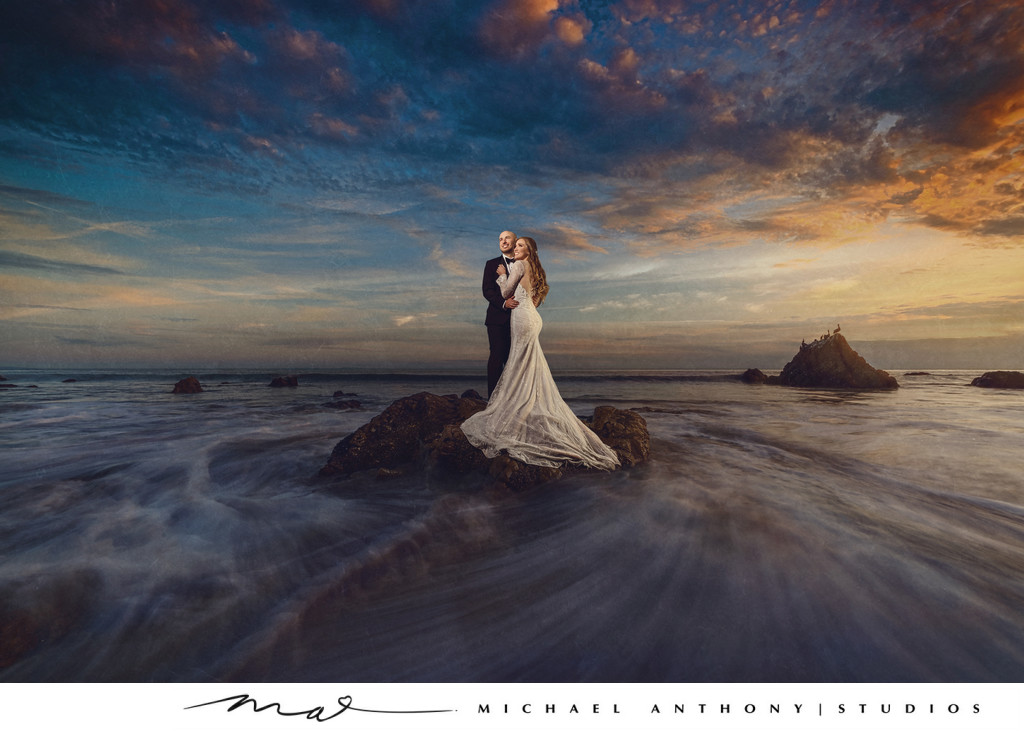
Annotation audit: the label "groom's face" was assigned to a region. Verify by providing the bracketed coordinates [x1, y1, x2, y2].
[498, 231, 516, 255]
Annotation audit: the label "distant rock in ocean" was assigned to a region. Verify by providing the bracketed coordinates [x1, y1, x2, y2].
[322, 399, 362, 410]
[171, 376, 203, 394]
[970, 371, 1024, 389]
[269, 375, 299, 388]
[777, 333, 898, 389]
[741, 368, 769, 384]
[319, 391, 649, 493]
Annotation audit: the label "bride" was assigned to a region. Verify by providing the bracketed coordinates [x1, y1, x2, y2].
[461, 236, 620, 471]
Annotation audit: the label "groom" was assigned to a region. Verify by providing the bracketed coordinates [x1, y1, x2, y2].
[483, 230, 519, 396]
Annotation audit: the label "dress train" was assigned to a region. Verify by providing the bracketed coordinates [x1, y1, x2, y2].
[461, 261, 619, 471]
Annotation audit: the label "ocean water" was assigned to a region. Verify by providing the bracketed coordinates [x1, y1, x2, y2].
[1, 368, 1023, 682]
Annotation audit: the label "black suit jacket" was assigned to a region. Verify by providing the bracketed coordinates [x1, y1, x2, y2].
[483, 255, 512, 326]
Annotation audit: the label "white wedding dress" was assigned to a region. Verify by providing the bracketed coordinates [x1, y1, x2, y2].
[461, 260, 620, 471]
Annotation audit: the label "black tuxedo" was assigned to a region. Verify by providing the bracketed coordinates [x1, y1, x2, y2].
[483, 254, 513, 395]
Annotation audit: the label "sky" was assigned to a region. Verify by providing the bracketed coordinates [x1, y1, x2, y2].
[1, 0, 1022, 372]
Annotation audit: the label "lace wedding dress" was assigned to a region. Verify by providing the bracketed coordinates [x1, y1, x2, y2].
[461, 260, 620, 471]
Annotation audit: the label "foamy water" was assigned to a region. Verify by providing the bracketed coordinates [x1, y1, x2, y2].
[1, 369, 1022, 681]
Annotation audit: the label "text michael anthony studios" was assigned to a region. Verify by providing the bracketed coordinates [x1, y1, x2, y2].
[474, 697, 983, 720]
[471, 692, 983, 728]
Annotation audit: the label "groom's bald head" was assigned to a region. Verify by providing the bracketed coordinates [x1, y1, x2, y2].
[499, 230, 516, 255]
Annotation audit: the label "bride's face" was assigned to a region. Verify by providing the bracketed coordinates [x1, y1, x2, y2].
[513, 239, 528, 260]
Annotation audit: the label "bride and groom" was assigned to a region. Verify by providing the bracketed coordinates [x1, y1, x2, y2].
[460, 230, 620, 471]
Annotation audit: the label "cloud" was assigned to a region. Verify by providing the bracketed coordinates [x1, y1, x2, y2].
[975, 216, 1024, 237]
[531, 225, 610, 257]
[0, 251, 124, 276]
[3, 303, 90, 312]
[859, 3, 1024, 149]
[2, 1, 1023, 368]
[773, 258, 818, 269]
[430, 243, 475, 278]
[0, 184, 92, 209]
[54, 335, 147, 348]
[477, 0, 570, 57]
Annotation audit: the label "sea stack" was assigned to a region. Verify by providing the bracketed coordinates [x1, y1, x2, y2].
[777, 333, 898, 389]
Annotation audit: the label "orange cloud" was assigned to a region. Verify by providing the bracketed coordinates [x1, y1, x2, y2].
[478, 0, 588, 56]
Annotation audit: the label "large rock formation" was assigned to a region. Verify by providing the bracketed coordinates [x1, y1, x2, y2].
[319, 391, 649, 493]
[777, 333, 898, 389]
[971, 371, 1024, 389]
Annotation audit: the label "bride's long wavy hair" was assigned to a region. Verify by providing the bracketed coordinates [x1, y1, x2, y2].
[518, 236, 549, 307]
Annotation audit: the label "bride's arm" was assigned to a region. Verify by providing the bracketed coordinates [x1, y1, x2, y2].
[500, 260, 525, 299]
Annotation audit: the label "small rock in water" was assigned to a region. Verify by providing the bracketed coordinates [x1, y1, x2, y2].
[970, 371, 1024, 389]
[171, 376, 203, 394]
[741, 368, 768, 384]
[269, 375, 299, 388]
[323, 399, 362, 410]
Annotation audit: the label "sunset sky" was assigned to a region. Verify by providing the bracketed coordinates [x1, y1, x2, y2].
[1, 0, 1022, 371]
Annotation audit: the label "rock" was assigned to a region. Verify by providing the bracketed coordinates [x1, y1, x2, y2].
[777, 333, 898, 389]
[904, 371, 931, 376]
[269, 375, 299, 387]
[171, 376, 203, 394]
[970, 371, 1024, 389]
[319, 392, 487, 477]
[319, 391, 649, 493]
[461, 388, 484, 400]
[333, 390, 357, 398]
[741, 368, 768, 384]
[0, 568, 102, 669]
[582, 405, 650, 467]
[62, 378, 78, 383]
[0, 375, 6, 381]
[375, 467, 406, 480]
[479, 455, 564, 494]
[323, 400, 362, 409]
[429, 423, 493, 476]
